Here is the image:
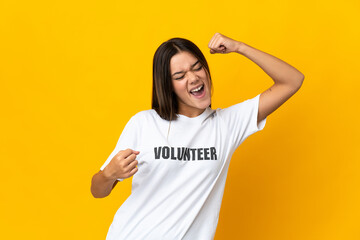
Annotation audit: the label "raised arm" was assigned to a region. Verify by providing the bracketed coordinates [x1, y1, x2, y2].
[208, 33, 305, 124]
[236, 42, 304, 124]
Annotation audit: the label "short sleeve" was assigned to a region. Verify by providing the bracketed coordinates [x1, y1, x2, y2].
[219, 93, 267, 150]
[100, 114, 140, 181]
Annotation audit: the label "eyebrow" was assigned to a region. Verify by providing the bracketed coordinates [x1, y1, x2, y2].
[172, 60, 200, 77]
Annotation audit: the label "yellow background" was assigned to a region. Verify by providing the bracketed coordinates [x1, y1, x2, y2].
[1, 0, 359, 239]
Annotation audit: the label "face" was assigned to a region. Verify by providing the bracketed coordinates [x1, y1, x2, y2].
[170, 51, 211, 117]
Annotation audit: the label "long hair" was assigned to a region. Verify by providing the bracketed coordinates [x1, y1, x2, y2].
[152, 38, 213, 121]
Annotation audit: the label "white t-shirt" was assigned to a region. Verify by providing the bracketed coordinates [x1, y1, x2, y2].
[100, 94, 267, 240]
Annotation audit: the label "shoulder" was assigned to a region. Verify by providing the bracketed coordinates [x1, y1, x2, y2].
[132, 109, 153, 117]
[130, 109, 160, 122]
[130, 109, 151, 120]
[133, 109, 157, 118]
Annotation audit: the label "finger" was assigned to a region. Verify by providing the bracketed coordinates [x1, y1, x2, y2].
[209, 40, 220, 53]
[217, 45, 226, 53]
[125, 159, 138, 172]
[128, 166, 138, 177]
[208, 33, 216, 48]
[209, 33, 219, 49]
[210, 38, 222, 53]
[213, 37, 224, 51]
[132, 150, 140, 155]
[123, 153, 137, 165]
[210, 47, 221, 54]
[117, 148, 134, 159]
[219, 45, 226, 53]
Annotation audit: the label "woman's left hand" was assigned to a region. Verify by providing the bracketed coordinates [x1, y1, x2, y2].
[208, 33, 242, 54]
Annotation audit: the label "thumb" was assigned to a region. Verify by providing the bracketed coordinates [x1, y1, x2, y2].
[210, 49, 215, 54]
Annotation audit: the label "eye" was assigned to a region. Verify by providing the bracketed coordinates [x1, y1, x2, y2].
[195, 65, 203, 71]
[174, 65, 203, 80]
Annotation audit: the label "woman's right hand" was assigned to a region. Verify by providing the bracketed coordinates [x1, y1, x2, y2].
[102, 148, 140, 180]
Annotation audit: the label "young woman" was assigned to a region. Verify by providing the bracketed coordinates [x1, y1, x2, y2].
[91, 32, 304, 240]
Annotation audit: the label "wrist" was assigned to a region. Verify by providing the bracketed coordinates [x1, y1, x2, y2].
[102, 167, 116, 181]
[235, 42, 248, 55]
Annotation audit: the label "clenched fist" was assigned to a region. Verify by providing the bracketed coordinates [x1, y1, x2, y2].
[208, 32, 242, 54]
[103, 148, 140, 180]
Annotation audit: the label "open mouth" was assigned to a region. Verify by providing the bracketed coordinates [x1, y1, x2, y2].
[189, 84, 205, 96]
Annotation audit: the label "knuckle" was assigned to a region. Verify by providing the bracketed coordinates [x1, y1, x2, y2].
[119, 161, 126, 168]
[115, 156, 122, 163]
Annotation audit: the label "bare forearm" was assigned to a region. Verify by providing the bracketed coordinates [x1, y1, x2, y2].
[91, 170, 117, 198]
[236, 42, 304, 88]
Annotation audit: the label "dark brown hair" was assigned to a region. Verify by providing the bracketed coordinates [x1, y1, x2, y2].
[152, 38, 213, 121]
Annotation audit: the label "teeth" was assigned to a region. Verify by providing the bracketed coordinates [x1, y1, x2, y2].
[191, 85, 203, 93]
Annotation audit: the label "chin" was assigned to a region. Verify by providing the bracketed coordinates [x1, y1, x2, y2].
[198, 99, 211, 109]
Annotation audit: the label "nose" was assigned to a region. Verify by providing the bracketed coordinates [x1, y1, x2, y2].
[187, 71, 199, 85]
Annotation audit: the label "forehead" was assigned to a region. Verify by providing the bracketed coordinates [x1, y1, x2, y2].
[170, 51, 198, 71]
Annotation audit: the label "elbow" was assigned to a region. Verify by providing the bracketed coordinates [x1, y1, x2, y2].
[90, 187, 100, 198]
[91, 175, 110, 199]
[293, 74, 305, 91]
[93, 195, 107, 199]
[298, 74, 305, 88]
[300, 74, 305, 83]
[91, 187, 108, 198]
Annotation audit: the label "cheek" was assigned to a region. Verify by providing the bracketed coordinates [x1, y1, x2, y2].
[201, 70, 210, 82]
[201, 69, 207, 77]
[172, 82, 187, 96]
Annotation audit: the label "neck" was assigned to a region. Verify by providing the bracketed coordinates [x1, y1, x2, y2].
[177, 106, 206, 118]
